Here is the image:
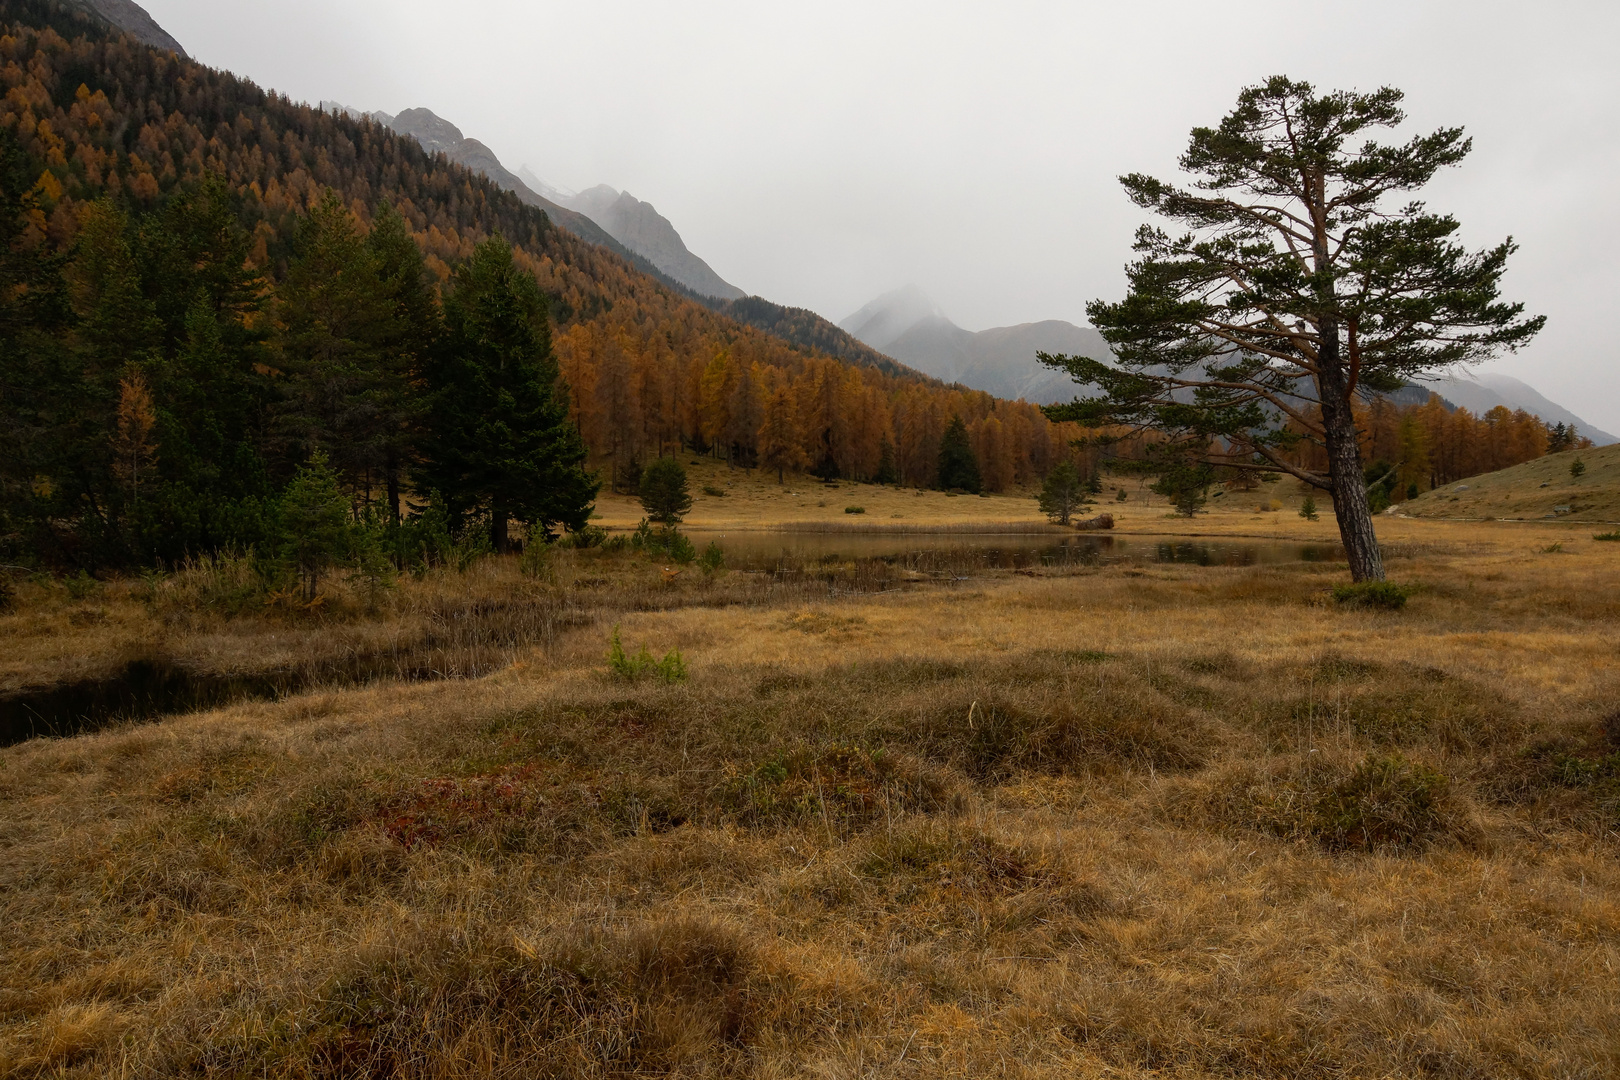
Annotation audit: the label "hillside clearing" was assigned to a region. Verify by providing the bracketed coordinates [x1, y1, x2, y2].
[1398, 442, 1620, 523]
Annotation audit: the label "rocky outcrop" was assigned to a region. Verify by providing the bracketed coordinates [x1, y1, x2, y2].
[559, 185, 743, 301]
[77, 0, 185, 56]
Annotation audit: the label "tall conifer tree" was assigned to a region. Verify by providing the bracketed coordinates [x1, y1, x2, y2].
[421, 236, 597, 550]
[1040, 77, 1542, 580]
[937, 415, 982, 493]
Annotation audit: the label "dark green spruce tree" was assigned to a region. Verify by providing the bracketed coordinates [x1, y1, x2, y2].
[134, 175, 277, 559]
[1038, 77, 1542, 581]
[0, 126, 73, 564]
[638, 456, 693, 526]
[421, 235, 597, 550]
[272, 190, 397, 502]
[937, 415, 982, 493]
[366, 201, 439, 521]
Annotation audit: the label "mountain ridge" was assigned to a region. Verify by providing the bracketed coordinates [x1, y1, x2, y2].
[549, 183, 744, 301]
[74, 0, 183, 55]
[322, 104, 743, 301]
[843, 286, 1616, 441]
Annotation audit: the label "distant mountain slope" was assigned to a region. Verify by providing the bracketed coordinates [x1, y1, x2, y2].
[1418, 372, 1616, 445]
[75, 0, 183, 55]
[553, 185, 743, 301]
[321, 104, 626, 254]
[840, 286, 1105, 403]
[840, 284, 943, 351]
[841, 287, 1615, 432]
[323, 105, 743, 302]
[704, 296, 922, 380]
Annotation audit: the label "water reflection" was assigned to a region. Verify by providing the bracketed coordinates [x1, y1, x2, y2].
[685, 531, 1344, 572]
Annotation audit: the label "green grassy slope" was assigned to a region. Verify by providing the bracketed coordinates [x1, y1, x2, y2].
[1398, 443, 1620, 523]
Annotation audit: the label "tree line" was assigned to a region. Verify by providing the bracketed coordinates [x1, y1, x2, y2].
[1280, 393, 1590, 505]
[1, 152, 595, 567]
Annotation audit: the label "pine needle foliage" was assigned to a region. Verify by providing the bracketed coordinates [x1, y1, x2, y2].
[1040, 76, 1543, 581]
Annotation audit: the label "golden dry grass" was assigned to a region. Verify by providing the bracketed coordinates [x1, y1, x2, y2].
[1, 518, 1618, 1077]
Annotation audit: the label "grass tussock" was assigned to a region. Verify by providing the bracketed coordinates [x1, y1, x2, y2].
[3, 518, 1620, 1077]
[1170, 752, 1478, 852]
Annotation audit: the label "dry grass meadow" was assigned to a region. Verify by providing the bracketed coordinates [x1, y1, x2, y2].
[2, 474, 1618, 1078]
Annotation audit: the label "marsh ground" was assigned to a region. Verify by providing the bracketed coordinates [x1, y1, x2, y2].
[1, 495, 1618, 1078]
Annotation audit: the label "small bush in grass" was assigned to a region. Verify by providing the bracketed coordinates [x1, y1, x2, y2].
[518, 543, 553, 580]
[1299, 495, 1319, 521]
[702, 485, 726, 498]
[844, 506, 865, 515]
[1311, 755, 1456, 851]
[698, 542, 725, 575]
[630, 519, 696, 563]
[1333, 581, 1411, 609]
[65, 569, 99, 600]
[557, 525, 607, 549]
[1199, 753, 1471, 852]
[607, 625, 688, 683]
[1570, 458, 1586, 479]
[1594, 531, 1620, 542]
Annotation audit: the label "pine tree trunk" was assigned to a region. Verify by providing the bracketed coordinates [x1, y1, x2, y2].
[385, 457, 401, 526]
[491, 509, 509, 554]
[1315, 320, 1386, 582]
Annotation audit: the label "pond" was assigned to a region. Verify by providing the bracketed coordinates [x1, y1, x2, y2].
[0, 652, 477, 749]
[685, 530, 1345, 572]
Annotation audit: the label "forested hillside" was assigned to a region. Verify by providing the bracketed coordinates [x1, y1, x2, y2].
[0, 4, 1079, 569]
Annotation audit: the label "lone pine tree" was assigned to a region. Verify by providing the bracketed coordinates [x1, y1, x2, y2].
[1039, 461, 1088, 525]
[639, 456, 693, 525]
[1039, 77, 1542, 581]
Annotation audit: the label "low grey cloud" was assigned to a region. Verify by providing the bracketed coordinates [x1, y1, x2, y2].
[143, 0, 1619, 431]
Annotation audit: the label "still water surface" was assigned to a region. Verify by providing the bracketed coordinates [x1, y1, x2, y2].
[685, 530, 1344, 571]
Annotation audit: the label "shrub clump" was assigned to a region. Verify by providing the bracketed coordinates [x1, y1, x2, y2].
[1332, 581, 1411, 609]
[725, 743, 962, 830]
[607, 625, 687, 684]
[1311, 754, 1458, 850]
[844, 506, 865, 515]
[1185, 753, 1473, 852]
[630, 519, 697, 564]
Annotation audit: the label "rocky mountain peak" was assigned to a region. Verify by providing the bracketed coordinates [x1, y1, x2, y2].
[389, 108, 466, 156]
[74, 0, 186, 56]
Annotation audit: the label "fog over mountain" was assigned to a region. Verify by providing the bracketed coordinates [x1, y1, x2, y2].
[141, 0, 1618, 436]
[318, 103, 741, 299]
[843, 287, 1617, 443]
[547, 184, 744, 301]
[840, 286, 1103, 405]
[1418, 373, 1615, 445]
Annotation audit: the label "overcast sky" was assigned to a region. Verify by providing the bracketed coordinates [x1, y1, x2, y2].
[142, 0, 1619, 432]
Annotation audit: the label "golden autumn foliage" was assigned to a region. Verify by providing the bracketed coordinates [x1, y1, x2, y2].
[0, 18, 1078, 491]
[1284, 392, 1579, 497]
